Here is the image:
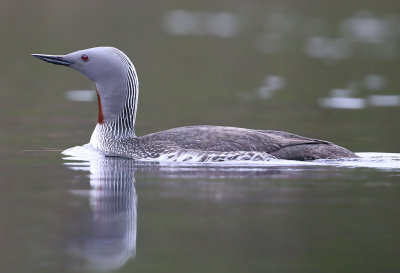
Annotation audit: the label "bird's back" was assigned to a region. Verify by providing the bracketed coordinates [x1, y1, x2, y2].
[138, 125, 356, 160]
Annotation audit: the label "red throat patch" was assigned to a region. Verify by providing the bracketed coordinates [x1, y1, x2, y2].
[96, 89, 104, 124]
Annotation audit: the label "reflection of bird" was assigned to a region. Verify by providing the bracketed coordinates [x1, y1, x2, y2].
[33, 47, 357, 161]
[67, 157, 137, 272]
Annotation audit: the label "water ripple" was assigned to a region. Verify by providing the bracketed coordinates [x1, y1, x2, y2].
[63, 145, 400, 171]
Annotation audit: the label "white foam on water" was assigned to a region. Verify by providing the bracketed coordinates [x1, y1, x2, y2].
[316, 152, 400, 170]
[62, 145, 400, 171]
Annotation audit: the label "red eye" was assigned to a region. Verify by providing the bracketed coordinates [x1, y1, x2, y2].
[81, 54, 89, 61]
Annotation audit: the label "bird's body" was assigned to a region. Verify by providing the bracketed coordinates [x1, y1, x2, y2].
[32, 47, 357, 162]
[90, 125, 355, 161]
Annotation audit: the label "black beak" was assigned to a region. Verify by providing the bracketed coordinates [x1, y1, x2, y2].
[31, 54, 72, 66]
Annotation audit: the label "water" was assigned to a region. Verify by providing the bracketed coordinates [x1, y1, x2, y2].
[3, 150, 399, 273]
[1, 0, 400, 272]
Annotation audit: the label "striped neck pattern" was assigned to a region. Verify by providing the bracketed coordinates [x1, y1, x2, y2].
[92, 49, 139, 142]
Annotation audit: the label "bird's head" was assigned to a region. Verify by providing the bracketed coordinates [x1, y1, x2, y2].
[32, 46, 129, 84]
[32, 46, 138, 125]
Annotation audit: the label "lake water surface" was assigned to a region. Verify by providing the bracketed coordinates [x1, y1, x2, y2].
[1, 149, 400, 273]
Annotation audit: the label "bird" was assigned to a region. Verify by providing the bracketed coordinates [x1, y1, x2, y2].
[32, 46, 357, 162]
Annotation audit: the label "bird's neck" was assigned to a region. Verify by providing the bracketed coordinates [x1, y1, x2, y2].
[90, 61, 139, 148]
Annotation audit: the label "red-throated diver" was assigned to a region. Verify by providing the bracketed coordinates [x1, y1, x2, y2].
[32, 47, 357, 162]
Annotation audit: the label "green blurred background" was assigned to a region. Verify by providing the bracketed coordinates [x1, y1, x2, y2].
[1, 0, 399, 153]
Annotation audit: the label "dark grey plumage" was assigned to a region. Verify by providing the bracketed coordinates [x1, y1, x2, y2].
[137, 125, 357, 161]
[94, 125, 357, 161]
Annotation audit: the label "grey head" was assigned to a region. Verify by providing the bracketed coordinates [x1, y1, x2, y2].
[32, 47, 139, 124]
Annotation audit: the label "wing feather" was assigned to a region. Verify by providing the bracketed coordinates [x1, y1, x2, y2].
[140, 125, 329, 153]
